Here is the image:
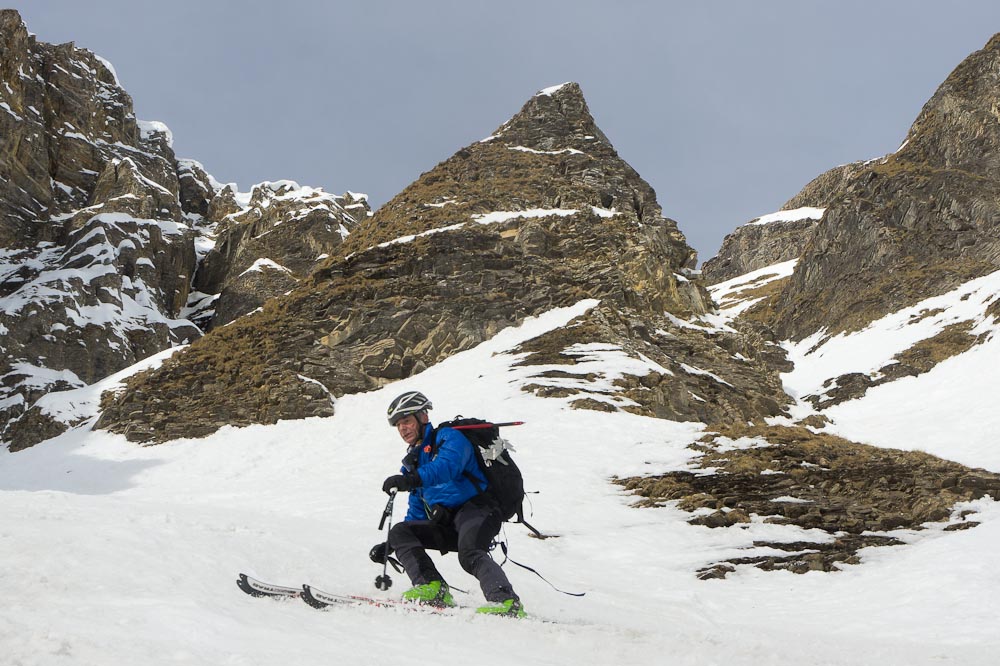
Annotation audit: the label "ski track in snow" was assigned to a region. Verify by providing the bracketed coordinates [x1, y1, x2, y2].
[1, 301, 999, 664]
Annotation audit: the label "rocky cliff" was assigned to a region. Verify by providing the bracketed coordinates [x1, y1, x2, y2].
[0, 10, 366, 450]
[762, 33, 1000, 341]
[94, 82, 789, 443]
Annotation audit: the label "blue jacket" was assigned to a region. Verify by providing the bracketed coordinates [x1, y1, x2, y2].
[402, 423, 487, 521]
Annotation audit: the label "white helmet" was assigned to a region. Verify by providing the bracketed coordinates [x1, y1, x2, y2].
[386, 390, 432, 426]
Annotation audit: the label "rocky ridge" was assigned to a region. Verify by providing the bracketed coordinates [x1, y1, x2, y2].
[0, 10, 366, 450]
[188, 180, 369, 329]
[95, 82, 789, 442]
[674, 32, 1000, 576]
[762, 33, 1000, 341]
[706, 32, 1000, 410]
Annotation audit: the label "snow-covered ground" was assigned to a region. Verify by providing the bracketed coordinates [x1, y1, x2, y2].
[780, 269, 1000, 471]
[2, 301, 999, 665]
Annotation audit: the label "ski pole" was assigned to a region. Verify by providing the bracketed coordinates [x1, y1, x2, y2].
[375, 490, 396, 591]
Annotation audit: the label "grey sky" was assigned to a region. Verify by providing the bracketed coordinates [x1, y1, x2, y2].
[16, 1, 1000, 263]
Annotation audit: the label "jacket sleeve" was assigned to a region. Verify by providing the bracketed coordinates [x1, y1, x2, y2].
[414, 428, 474, 488]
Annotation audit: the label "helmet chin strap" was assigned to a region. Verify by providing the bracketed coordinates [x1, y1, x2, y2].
[415, 411, 429, 444]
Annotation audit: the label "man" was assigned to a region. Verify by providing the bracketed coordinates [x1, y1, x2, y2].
[371, 390, 525, 617]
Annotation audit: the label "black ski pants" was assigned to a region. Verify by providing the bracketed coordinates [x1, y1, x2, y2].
[388, 495, 517, 602]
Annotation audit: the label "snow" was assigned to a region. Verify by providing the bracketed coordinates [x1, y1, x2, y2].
[783, 270, 1000, 398]
[678, 362, 734, 387]
[0, 211, 199, 378]
[0, 101, 24, 121]
[472, 208, 580, 225]
[94, 54, 122, 87]
[423, 198, 458, 208]
[1, 301, 999, 664]
[749, 207, 825, 226]
[819, 324, 1000, 470]
[536, 82, 572, 96]
[34, 347, 185, 424]
[238, 258, 293, 278]
[136, 120, 174, 147]
[3, 362, 84, 392]
[376, 223, 466, 249]
[509, 146, 585, 156]
[709, 259, 799, 320]
[590, 206, 617, 218]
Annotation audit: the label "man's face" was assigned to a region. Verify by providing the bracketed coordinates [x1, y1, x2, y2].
[395, 413, 424, 446]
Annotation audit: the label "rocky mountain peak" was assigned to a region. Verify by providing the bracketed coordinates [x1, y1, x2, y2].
[95, 82, 788, 443]
[487, 82, 611, 151]
[347, 82, 685, 266]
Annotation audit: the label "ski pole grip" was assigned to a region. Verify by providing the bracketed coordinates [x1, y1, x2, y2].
[377, 491, 396, 530]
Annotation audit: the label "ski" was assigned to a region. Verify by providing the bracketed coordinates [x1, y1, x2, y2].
[236, 573, 548, 621]
[237, 574, 301, 599]
[301, 583, 453, 613]
[236, 574, 453, 614]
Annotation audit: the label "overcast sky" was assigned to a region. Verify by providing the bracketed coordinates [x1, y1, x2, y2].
[17, 1, 1000, 262]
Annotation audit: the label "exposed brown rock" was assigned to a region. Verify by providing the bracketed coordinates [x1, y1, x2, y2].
[616, 425, 1000, 577]
[701, 217, 816, 285]
[0, 10, 207, 449]
[511, 304, 787, 424]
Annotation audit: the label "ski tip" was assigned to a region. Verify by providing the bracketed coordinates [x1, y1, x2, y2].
[300, 584, 329, 610]
[236, 573, 264, 597]
[237, 573, 303, 599]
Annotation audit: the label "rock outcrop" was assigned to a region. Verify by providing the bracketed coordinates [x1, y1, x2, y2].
[701, 208, 820, 285]
[95, 82, 789, 443]
[676, 34, 1000, 576]
[701, 161, 869, 285]
[190, 181, 368, 329]
[0, 10, 203, 449]
[618, 425, 1000, 577]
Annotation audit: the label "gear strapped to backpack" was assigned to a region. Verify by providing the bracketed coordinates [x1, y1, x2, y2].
[430, 417, 542, 538]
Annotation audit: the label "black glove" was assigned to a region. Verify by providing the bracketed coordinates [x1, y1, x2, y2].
[382, 472, 420, 494]
[369, 542, 390, 564]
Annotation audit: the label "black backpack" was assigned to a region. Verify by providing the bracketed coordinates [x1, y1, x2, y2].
[434, 417, 541, 536]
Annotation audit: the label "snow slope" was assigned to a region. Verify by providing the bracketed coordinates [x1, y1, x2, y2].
[778, 269, 1000, 471]
[1, 302, 998, 665]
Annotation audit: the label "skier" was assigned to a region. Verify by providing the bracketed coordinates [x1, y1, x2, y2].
[370, 390, 525, 617]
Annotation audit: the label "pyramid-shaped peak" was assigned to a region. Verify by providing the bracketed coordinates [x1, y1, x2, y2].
[488, 81, 611, 152]
[345, 79, 679, 253]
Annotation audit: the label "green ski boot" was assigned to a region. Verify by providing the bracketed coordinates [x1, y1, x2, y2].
[475, 598, 526, 618]
[401, 580, 455, 608]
